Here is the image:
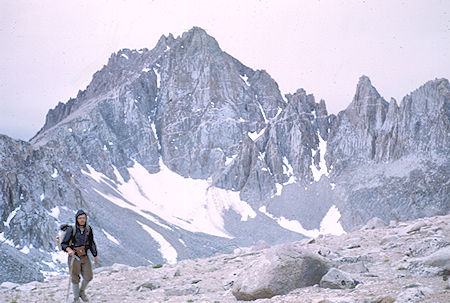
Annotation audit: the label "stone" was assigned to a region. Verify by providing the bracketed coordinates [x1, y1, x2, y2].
[232, 243, 330, 300]
[404, 221, 428, 234]
[363, 217, 387, 230]
[16, 281, 39, 292]
[111, 263, 132, 273]
[394, 286, 433, 303]
[136, 281, 161, 291]
[319, 268, 357, 289]
[374, 296, 396, 303]
[380, 235, 399, 245]
[339, 261, 369, 273]
[422, 246, 450, 273]
[0, 282, 19, 289]
[173, 269, 181, 277]
[164, 285, 199, 296]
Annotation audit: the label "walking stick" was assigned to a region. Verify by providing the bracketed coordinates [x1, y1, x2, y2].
[66, 255, 80, 303]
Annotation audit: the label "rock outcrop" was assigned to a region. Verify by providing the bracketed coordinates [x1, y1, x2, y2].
[232, 243, 330, 300]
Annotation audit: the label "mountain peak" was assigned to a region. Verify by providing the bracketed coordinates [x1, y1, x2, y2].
[187, 26, 208, 36]
[357, 75, 372, 85]
[353, 75, 380, 100]
[178, 26, 221, 54]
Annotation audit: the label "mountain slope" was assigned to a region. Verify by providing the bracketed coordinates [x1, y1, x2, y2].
[2, 214, 449, 302]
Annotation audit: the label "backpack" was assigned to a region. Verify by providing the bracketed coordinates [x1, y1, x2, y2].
[56, 224, 91, 251]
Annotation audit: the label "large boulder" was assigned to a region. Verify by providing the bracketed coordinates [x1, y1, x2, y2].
[319, 268, 357, 289]
[422, 246, 450, 273]
[232, 243, 330, 301]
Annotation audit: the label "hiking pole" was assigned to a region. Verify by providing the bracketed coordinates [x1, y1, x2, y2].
[66, 255, 80, 303]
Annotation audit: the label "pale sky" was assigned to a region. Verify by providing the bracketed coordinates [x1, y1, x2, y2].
[1, 0, 449, 141]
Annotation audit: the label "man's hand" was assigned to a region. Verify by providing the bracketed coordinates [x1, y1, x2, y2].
[94, 256, 99, 265]
[66, 248, 74, 257]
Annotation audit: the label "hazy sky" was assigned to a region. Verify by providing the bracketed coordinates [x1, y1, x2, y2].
[1, 0, 449, 141]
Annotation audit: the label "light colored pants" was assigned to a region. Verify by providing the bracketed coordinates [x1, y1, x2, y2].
[69, 255, 93, 284]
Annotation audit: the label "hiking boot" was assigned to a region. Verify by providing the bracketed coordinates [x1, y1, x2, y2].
[79, 290, 89, 302]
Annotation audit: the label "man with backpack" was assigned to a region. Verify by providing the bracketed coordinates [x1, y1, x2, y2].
[61, 209, 98, 303]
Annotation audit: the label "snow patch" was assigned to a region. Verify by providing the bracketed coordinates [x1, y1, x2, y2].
[5, 206, 20, 228]
[51, 168, 58, 178]
[282, 157, 296, 184]
[42, 261, 56, 269]
[248, 128, 265, 141]
[153, 68, 161, 88]
[81, 164, 107, 183]
[102, 229, 120, 245]
[142, 67, 151, 72]
[103, 145, 107, 151]
[51, 250, 68, 265]
[256, 101, 268, 123]
[85, 160, 256, 238]
[49, 206, 60, 220]
[137, 221, 177, 264]
[259, 206, 319, 238]
[121, 53, 129, 59]
[179, 238, 186, 246]
[240, 74, 250, 86]
[0, 232, 15, 247]
[319, 205, 345, 235]
[310, 132, 329, 182]
[225, 154, 237, 166]
[68, 128, 72, 133]
[259, 205, 345, 237]
[40, 194, 45, 201]
[274, 107, 283, 120]
[20, 246, 30, 254]
[275, 184, 283, 196]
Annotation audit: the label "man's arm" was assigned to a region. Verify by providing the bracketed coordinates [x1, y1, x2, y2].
[89, 227, 99, 264]
[61, 226, 75, 256]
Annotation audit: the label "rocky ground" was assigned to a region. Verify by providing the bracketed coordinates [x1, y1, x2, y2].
[1, 214, 449, 303]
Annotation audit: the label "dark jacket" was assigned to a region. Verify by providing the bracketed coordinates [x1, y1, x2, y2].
[61, 210, 98, 257]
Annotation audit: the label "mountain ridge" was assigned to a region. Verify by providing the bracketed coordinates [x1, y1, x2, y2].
[0, 26, 448, 284]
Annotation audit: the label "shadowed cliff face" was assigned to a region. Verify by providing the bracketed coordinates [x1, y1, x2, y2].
[1, 27, 448, 283]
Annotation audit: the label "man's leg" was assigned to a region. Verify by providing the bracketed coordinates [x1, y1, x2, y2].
[79, 256, 93, 302]
[70, 257, 82, 302]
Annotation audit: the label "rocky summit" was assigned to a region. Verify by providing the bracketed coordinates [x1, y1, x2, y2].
[1, 214, 449, 302]
[0, 27, 449, 283]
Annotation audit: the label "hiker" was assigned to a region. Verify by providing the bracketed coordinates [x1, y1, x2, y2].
[61, 210, 98, 303]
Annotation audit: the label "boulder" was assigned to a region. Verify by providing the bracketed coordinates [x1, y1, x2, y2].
[363, 217, 387, 230]
[394, 286, 433, 303]
[404, 221, 427, 234]
[339, 261, 369, 273]
[232, 243, 330, 300]
[319, 268, 357, 289]
[136, 281, 161, 291]
[422, 246, 450, 273]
